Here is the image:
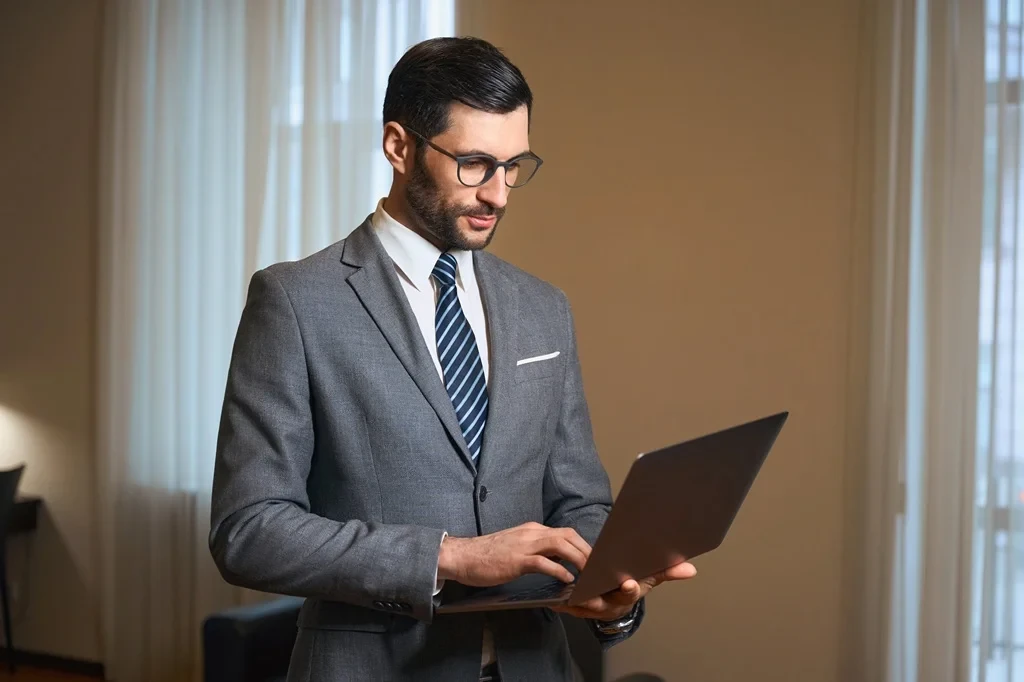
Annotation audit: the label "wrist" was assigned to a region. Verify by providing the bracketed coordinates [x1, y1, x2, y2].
[437, 535, 463, 582]
[594, 601, 639, 634]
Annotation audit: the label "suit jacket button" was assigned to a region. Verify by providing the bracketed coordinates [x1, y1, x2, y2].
[373, 600, 384, 609]
[479, 486, 488, 502]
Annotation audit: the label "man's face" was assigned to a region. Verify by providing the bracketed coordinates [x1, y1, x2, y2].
[405, 103, 530, 251]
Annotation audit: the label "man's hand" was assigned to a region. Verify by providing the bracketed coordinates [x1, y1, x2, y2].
[552, 561, 698, 621]
[438, 522, 591, 587]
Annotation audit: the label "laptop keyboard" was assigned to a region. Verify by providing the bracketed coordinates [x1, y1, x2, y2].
[504, 579, 573, 602]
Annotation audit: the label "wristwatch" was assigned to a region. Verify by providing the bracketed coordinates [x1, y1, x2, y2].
[593, 602, 640, 635]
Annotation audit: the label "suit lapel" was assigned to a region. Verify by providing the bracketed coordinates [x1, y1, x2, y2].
[474, 250, 519, 479]
[341, 220, 476, 473]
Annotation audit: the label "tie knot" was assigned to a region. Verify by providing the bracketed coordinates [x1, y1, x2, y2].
[431, 252, 459, 288]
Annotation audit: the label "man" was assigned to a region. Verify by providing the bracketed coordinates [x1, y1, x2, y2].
[209, 37, 695, 681]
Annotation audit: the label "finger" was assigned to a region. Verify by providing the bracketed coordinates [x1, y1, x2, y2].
[599, 584, 644, 608]
[575, 595, 610, 611]
[552, 602, 599, 618]
[556, 527, 593, 561]
[642, 561, 697, 589]
[533, 536, 588, 573]
[523, 555, 576, 583]
[556, 537, 589, 572]
[578, 586, 640, 611]
[659, 561, 697, 582]
[516, 521, 546, 535]
[558, 604, 632, 621]
[552, 605, 592, 618]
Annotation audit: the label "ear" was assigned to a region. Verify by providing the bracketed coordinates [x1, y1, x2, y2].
[382, 122, 414, 175]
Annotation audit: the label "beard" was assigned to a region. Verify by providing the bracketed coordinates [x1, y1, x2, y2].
[405, 159, 505, 251]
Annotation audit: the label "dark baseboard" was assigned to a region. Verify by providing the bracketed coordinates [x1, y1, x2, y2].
[0, 647, 104, 677]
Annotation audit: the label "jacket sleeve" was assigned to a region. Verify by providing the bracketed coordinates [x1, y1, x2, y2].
[208, 268, 446, 623]
[542, 291, 645, 646]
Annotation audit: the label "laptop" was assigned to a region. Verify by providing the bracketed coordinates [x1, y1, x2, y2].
[436, 411, 788, 614]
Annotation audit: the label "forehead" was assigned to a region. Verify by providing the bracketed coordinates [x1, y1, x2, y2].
[436, 102, 530, 158]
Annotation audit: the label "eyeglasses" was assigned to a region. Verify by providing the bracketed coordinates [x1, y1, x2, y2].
[404, 127, 543, 188]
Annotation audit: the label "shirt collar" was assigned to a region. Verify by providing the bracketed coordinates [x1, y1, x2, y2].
[370, 198, 476, 292]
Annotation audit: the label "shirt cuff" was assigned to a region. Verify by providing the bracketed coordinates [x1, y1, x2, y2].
[433, 531, 447, 596]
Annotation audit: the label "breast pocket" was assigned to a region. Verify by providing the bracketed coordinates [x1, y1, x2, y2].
[514, 351, 562, 383]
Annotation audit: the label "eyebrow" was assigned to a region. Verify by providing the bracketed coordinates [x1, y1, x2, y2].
[457, 148, 534, 159]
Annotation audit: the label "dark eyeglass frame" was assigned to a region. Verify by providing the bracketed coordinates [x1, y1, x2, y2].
[404, 126, 544, 188]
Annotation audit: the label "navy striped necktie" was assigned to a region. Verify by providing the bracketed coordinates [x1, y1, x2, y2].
[431, 252, 489, 462]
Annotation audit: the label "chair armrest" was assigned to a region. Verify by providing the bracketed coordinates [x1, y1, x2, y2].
[202, 596, 303, 682]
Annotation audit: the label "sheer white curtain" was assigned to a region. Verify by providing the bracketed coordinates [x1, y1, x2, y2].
[97, 2, 453, 680]
[856, 0, 1024, 680]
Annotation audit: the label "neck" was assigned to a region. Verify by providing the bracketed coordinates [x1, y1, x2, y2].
[383, 190, 445, 251]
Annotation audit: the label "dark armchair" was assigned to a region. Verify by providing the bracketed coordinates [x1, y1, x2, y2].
[202, 597, 303, 682]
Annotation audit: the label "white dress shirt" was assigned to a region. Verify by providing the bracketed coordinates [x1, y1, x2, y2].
[371, 199, 489, 383]
[370, 198, 496, 667]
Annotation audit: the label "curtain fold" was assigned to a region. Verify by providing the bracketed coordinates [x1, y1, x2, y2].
[97, 2, 453, 679]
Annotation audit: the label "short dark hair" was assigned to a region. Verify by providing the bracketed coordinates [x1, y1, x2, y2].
[383, 37, 533, 140]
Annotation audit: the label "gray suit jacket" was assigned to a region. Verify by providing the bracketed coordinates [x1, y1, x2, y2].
[209, 219, 643, 681]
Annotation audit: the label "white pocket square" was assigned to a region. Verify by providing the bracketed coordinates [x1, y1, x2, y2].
[516, 351, 560, 366]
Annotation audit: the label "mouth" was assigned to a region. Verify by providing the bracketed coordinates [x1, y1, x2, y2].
[465, 214, 497, 230]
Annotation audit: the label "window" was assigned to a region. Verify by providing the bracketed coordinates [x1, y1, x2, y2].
[972, 1, 1024, 677]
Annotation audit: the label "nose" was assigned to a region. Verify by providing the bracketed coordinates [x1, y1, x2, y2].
[475, 169, 510, 210]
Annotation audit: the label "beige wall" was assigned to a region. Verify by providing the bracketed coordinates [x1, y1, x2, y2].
[0, 0, 103, 663]
[0, 0, 867, 675]
[461, 1, 863, 680]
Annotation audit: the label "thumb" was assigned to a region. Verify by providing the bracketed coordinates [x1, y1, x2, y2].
[621, 578, 641, 595]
